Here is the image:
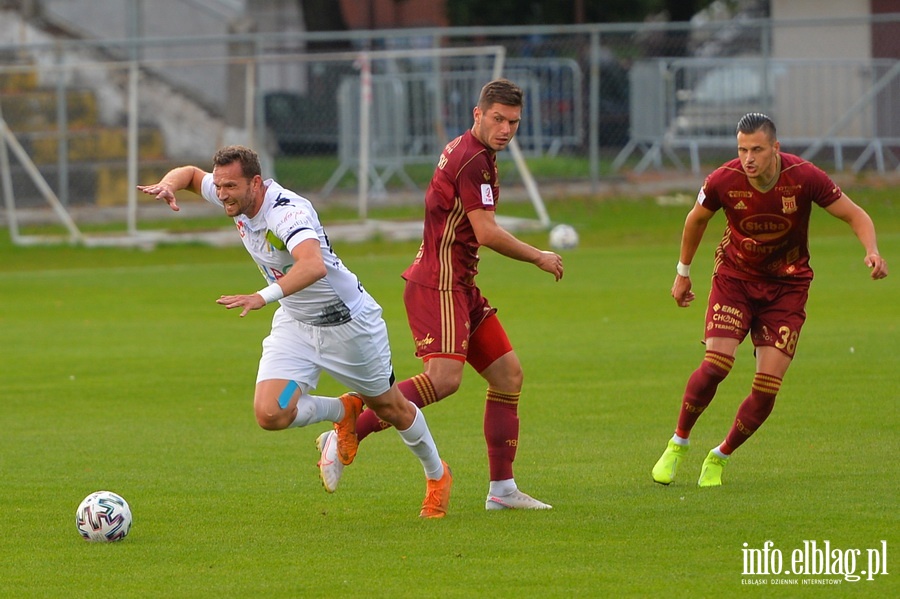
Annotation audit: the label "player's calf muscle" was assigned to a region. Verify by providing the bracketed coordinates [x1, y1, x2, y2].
[365, 391, 414, 429]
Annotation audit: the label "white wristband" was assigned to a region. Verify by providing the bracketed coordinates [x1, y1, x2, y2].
[257, 282, 284, 305]
[676, 261, 691, 277]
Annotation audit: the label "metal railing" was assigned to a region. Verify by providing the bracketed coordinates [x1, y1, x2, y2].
[614, 56, 900, 174]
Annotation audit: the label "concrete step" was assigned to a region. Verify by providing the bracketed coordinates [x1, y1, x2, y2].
[22, 126, 166, 164]
[3, 159, 191, 208]
[0, 70, 40, 94]
[0, 88, 98, 131]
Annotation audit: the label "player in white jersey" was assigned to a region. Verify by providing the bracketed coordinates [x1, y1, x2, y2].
[138, 145, 452, 518]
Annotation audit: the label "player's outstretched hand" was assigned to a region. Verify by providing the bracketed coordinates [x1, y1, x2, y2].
[216, 293, 267, 318]
[672, 275, 695, 307]
[534, 250, 564, 281]
[136, 183, 180, 212]
[865, 253, 888, 280]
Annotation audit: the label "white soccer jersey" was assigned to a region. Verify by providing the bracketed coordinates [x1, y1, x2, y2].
[201, 175, 366, 325]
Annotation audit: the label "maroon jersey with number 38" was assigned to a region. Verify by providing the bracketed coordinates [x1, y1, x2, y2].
[698, 152, 842, 283]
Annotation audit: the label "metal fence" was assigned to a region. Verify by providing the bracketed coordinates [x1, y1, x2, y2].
[616, 55, 900, 174]
[1, 9, 899, 242]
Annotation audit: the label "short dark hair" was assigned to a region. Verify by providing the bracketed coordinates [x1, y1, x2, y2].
[736, 113, 776, 139]
[477, 78, 524, 111]
[213, 145, 261, 180]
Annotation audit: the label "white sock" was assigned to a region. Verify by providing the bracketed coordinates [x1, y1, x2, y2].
[288, 394, 343, 428]
[488, 479, 516, 498]
[712, 446, 729, 460]
[396, 406, 443, 480]
[671, 434, 689, 446]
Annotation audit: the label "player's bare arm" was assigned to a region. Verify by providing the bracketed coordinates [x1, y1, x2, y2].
[217, 238, 327, 317]
[136, 166, 207, 212]
[823, 194, 889, 280]
[672, 202, 715, 307]
[468, 208, 563, 280]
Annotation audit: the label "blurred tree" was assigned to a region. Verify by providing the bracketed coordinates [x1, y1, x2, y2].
[298, 0, 350, 49]
[660, 0, 699, 57]
[299, 0, 347, 31]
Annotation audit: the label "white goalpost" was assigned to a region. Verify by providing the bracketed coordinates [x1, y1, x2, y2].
[0, 104, 84, 245]
[350, 44, 550, 230]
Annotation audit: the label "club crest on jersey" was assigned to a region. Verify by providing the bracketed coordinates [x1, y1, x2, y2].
[480, 184, 494, 206]
[482, 170, 491, 182]
[781, 195, 797, 214]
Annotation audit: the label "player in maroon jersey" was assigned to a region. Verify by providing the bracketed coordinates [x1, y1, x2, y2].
[652, 113, 888, 487]
[317, 79, 563, 509]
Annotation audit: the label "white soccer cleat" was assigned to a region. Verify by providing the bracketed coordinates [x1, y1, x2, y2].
[485, 489, 553, 510]
[316, 430, 344, 493]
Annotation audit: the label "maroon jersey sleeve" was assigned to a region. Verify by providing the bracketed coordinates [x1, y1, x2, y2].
[780, 155, 842, 210]
[456, 150, 499, 214]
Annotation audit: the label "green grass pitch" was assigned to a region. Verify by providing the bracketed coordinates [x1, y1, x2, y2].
[0, 190, 897, 597]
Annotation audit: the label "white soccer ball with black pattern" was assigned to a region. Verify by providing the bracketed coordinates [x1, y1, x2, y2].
[75, 490, 132, 542]
[549, 224, 579, 250]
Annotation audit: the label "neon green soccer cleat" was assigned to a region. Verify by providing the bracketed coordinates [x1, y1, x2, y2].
[698, 450, 729, 487]
[651, 439, 689, 485]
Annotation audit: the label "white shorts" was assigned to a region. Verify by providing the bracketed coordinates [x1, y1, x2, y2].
[256, 294, 395, 398]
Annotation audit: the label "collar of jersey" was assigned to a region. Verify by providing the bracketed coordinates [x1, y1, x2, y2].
[240, 179, 279, 231]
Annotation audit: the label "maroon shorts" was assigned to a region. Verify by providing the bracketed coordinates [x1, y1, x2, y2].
[704, 273, 809, 357]
[403, 280, 511, 371]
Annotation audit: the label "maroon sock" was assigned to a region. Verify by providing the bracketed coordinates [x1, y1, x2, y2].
[484, 389, 520, 481]
[675, 351, 734, 439]
[356, 373, 438, 441]
[723, 373, 781, 453]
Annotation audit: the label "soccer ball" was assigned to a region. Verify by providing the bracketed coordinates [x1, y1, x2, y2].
[75, 491, 132, 542]
[549, 224, 579, 250]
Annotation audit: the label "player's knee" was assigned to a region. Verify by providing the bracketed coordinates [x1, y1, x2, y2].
[506, 363, 524, 390]
[486, 362, 523, 392]
[255, 413, 282, 431]
[431, 374, 462, 399]
[254, 406, 289, 430]
[423, 358, 465, 398]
